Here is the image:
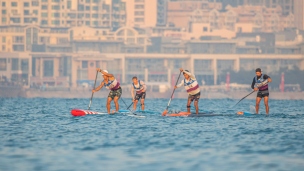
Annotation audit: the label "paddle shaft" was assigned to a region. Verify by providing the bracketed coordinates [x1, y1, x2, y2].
[128, 100, 143, 111]
[126, 99, 141, 110]
[120, 98, 139, 115]
[233, 90, 255, 107]
[165, 71, 182, 111]
[127, 102, 133, 110]
[88, 71, 98, 110]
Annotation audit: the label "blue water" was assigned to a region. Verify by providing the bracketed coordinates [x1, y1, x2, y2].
[1, 98, 304, 171]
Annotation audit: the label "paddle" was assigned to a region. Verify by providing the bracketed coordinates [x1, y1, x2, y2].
[88, 71, 98, 110]
[127, 99, 142, 111]
[232, 90, 255, 107]
[162, 71, 182, 116]
[120, 98, 141, 116]
[127, 102, 133, 110]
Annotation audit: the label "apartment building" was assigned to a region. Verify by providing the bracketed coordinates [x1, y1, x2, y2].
[0, 0, 126, 28]
[1, 25, 303, 88]
[0, 0, 40, 26]
[0, 0, 303, 90]
[125, 0, 167, 27]
[213, 0, 294, 16]
[0, 25, 71, 52]
[294, 0, 304, 30]
[187, 4, 295, 39]
[167, 0, 222, 28]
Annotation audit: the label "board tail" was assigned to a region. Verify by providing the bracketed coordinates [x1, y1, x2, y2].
[70, 109, 131, 116]
[71, 109, 99, 116]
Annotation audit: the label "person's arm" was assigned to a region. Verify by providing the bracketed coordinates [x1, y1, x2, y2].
[190, 74, 196, 80]
[251, 77, 259, 91]
[140, 81, 147, 92]
[180, 68, 196, 80]
[251, 77, 255, 89]
[175, 80, 184, 89]
[131, 85, 135, 101]
[256, 75, 271, 87]
[96, 68, 114, 78]
[92, 81, 105, 93]
[264, 74, 272, 83]
[183, 70, 195, 78]
[268, 77, 272, 83]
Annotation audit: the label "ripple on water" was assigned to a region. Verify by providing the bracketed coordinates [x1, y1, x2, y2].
[0, 98, 304, 171]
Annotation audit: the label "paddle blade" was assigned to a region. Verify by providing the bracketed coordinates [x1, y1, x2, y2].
[162, 110, 168, 116]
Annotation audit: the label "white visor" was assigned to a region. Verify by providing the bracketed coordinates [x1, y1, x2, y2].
[101, 70, 108, 76]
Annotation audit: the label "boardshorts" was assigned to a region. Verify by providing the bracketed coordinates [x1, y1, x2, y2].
[108, 87, 122, 99]
[257, 90, 269, 98]
[134, 92, 146, 101]
[188, 92, 200, 102]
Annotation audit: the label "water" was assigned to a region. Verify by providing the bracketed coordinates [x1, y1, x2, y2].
[0, 98, 304, 171]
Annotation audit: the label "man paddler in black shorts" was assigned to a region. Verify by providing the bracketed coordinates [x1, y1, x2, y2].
[251, 68, 272, 114]
[131, 76, 147, 111]
[92, 69, 122, 114]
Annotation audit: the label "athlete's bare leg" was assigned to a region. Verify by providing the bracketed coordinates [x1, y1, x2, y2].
[187, 98, 192, 113]
[133, 100, 138, 110]
[140, 98, 145, 110]
[194, 100, 199, 114]
[107, 97, 112, 114]
[264, 96, 269, 114]
[113, 96, 120, 112]
[255, 97, 262, 114]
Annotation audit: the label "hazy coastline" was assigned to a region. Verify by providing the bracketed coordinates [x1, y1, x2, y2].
[23, 89, 304, 100]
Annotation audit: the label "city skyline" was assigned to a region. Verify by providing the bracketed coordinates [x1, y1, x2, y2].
[0, 0, 302, 29]
[0, 0, 303, 93]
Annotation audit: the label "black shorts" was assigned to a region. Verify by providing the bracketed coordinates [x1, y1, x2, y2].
[134, 92, 146, 101]
[188, 92, 200, 102]
[257, 91, 269, 98]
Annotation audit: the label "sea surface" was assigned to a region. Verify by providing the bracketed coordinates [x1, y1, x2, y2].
[0, 98, 304, 171]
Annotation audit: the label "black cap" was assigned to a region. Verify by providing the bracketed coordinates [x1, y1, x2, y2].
[255, 68, 262, 72]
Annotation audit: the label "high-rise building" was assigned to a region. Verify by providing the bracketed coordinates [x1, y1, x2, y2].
[0, 0, 40, 26]
[0, 0, 127, 28]
[167, 0, 222, 28]
[294, 0, 304, 30]
[125, 0, 167, 27]
[245, 0, 293, 15]
[213, 0, 294, 16]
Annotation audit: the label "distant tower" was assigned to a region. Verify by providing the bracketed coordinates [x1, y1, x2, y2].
[156, 0, 167, 26]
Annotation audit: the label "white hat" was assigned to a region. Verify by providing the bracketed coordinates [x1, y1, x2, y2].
[101, 70, 108, 75]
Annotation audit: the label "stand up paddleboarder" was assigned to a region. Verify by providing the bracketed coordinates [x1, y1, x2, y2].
[92, 69, 122, 114]
[251, 68, 272, 114]
[174, 68, 201, 114]
[131, 76, 147, 111]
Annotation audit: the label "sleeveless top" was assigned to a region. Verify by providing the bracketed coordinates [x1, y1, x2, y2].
[255, 74, 268, 91]
[132, 80, 145, 94]
[104, 79, 120, 91]
[183, 78, 200, 95]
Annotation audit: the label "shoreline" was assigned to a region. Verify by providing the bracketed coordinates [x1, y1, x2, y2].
[1, 86, 303, 100]
[22, 89, 304, 100]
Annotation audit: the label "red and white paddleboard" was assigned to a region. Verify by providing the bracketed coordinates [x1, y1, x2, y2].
[71, 109, 102, 117]
[70, 109, 131, 117]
